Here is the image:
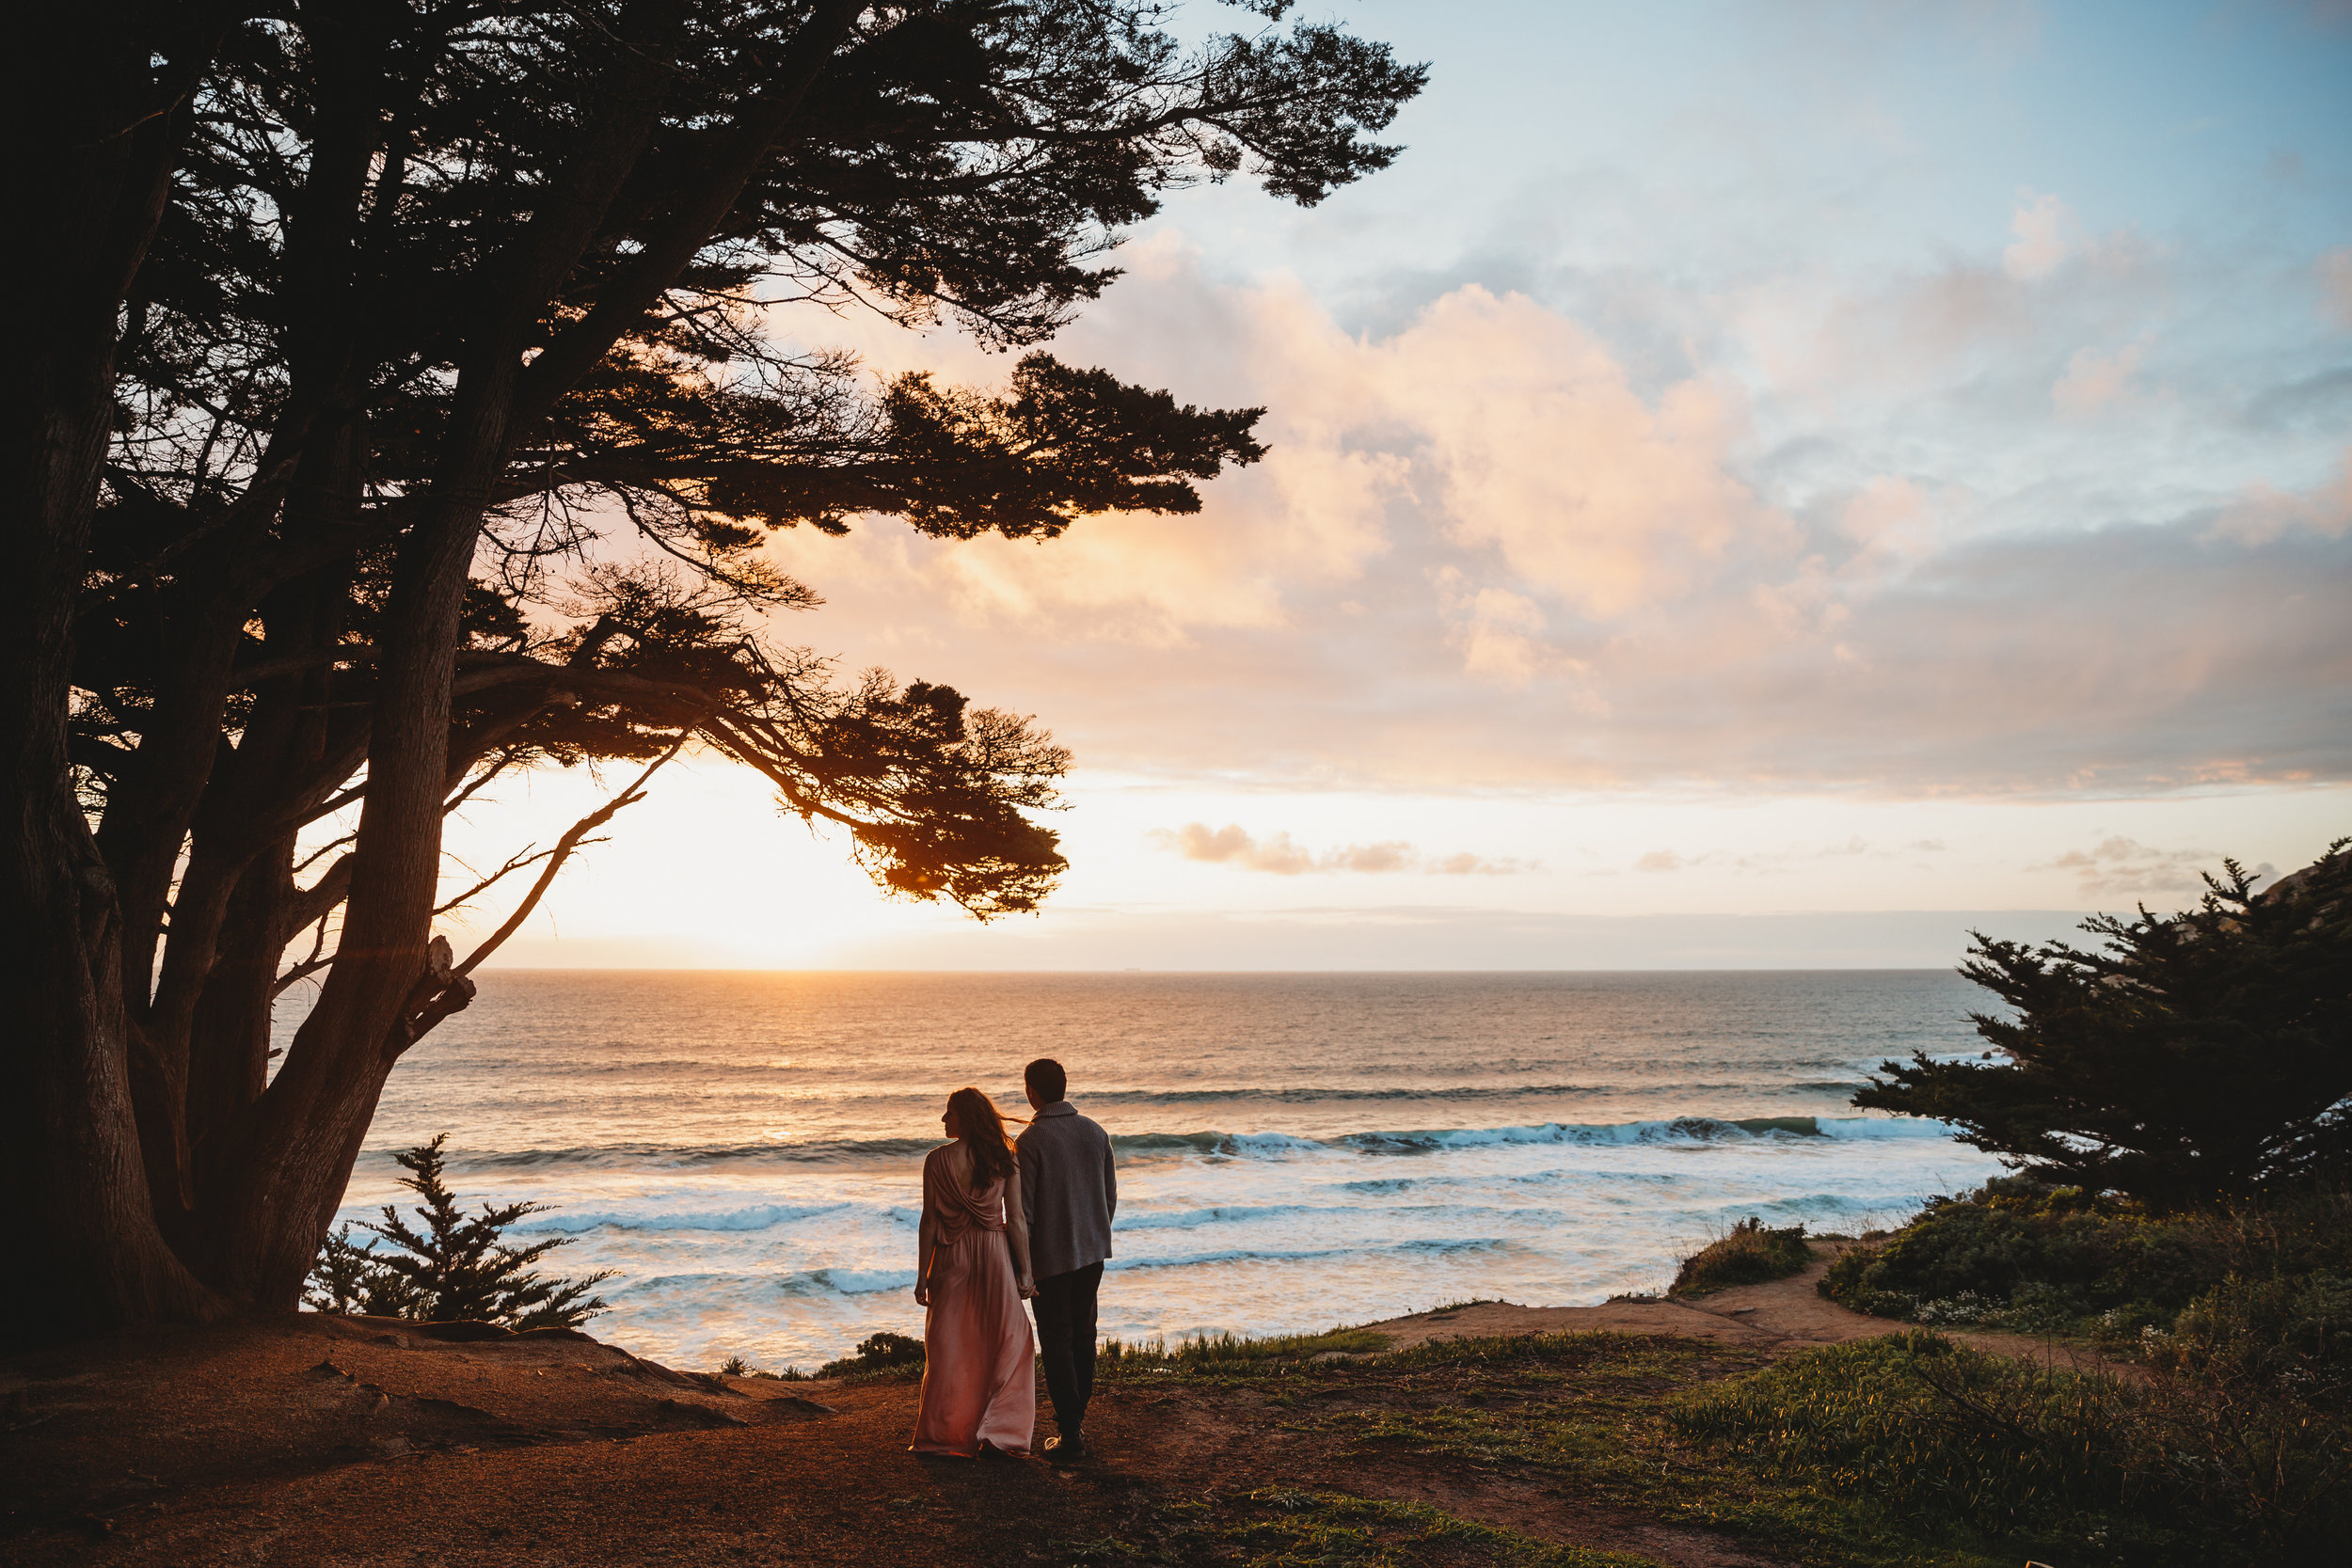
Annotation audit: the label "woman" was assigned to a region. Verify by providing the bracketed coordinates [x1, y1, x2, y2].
[909, 1086, 1038, 1458]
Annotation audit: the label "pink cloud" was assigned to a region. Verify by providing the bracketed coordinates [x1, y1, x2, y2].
[1151, 824, 1527, 877]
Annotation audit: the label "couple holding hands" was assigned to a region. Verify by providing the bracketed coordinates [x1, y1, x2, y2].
[909, 1056, 1114, 1464]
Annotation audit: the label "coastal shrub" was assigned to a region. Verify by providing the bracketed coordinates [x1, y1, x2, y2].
[1671, 1217, 1811, 1295]
[814, 1331, 927, 1379]
[2131, 1272, 2352, 1543]
[1676, 1326, 2352, 1559]
[303, 1134, 613, 1329]
[1855, 845, 2352, 1207]
[1820, 1179, 2352, 1337]
[1818, 1179, 2191, 1323]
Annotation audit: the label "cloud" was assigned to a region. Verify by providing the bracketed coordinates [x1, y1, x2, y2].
[1839, 477, 1935, 562]
[2003, 191, 2075, 281]
[756, 228, 2352, 797]
[1152, 823, 1527, 877]
[2211, 449, 2352, 545]
[2320, 247, 2352, 329]
[1629, 839, 1902, 876]
[1382, 288, 1797, 621]
[2051, 340, 2148, 416]
[2031, 836, 2217, 895]
[1432, 570, 1606, 697]
[1153, 822, 1314, 874]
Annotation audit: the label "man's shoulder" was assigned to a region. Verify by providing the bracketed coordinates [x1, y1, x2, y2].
[1018, 1106, 1109, 1148]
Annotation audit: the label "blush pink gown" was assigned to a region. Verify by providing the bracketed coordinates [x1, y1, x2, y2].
[909, 1145, 1035, 1457]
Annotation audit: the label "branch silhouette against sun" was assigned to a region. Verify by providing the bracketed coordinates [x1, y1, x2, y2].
[5, 0, 1425, 1332]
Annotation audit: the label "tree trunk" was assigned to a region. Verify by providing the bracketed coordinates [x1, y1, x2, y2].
[1, 8, 228, 1337]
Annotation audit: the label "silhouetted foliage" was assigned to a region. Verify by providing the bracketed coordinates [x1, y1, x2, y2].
[8, 1, 1422, 1331]
[1858, 844, 2352, 1207]
[815, 1330, 928, 1378]
[303, 1134, 612, 1329]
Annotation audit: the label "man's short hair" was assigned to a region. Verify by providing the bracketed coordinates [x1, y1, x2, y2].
[1025, 1057, 1068, 1103]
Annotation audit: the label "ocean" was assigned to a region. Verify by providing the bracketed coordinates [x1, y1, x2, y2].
[303, 970, 2006, 1372]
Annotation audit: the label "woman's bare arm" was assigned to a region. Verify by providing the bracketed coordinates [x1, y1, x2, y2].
[914, 1209, 938, 1306]
[1005, 1169, 1037, 1298]
[914, 1157, 938, 1306]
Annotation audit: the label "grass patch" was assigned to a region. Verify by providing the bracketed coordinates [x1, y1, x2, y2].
[1217, 1488, 1658, 1567]
[1050, 1487, 1665, 1567]
[1295, 1330, 2016, 1567]
[1276, 1325, 2347, 1566]
[1669, 1217, 1812, 1295]
[1100, 1326, 1393, 1373]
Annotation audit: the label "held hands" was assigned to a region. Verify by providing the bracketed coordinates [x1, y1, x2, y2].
[1017, 1274, 1038, 1300]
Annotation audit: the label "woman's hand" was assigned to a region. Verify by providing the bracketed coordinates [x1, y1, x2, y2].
[1017, 1274, 1037, 1300]
[914, 1280, 931, 1307]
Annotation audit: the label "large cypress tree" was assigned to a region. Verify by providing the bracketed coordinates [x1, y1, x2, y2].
[1859, 844, 2352, 1208]
[2, 1, 1423, 1334]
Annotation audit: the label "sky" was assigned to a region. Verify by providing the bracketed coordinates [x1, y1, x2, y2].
[446, 0, 2352, 971]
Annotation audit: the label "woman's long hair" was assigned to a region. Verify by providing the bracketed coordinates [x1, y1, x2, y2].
[946, 1086, 1020, 1185]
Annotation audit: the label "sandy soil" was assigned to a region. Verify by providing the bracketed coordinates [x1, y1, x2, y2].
[1360, 1242, 2137, 1381]
[0, 1250, 2117, 1567]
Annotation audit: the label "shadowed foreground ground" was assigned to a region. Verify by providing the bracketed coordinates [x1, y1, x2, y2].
[1, 1254, 2120, 1568]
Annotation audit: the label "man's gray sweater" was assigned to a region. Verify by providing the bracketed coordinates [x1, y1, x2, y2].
[1017, 1101, 1117, 1279]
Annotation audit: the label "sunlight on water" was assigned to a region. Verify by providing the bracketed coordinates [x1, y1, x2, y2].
[282, 971, 2004, 1371]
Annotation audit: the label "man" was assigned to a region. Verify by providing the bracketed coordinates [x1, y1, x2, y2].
[1015, 1056, 1116, 1462]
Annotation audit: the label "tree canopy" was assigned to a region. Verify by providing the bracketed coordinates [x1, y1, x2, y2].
[1858, 844, 2352, 1208]
[3, 0, 1423, 1334]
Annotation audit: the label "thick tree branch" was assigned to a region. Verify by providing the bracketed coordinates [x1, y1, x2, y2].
[510, 0, 862, 428]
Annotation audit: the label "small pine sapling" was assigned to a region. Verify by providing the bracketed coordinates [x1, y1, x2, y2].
[304, 1134, 614, 1328]
[305, 1224, 423, 1318]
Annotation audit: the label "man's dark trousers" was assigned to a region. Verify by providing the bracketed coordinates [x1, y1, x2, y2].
[1033, 1262, 1104, 1438]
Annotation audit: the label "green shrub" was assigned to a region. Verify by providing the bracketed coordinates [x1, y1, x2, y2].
[2132, 1272, 2352, 1544]
[1820, 1180, 2352, 1338]
[1675, 1322, 2352, 1559]
[1671, 1217, 1811, 1295]
[813, 1330, 926, 1379]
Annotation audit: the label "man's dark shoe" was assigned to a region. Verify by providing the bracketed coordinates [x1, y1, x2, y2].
[1042, 1434, 1089, 1464]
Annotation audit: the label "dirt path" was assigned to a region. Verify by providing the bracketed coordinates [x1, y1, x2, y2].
[1359, 1243, 2138, 1380]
